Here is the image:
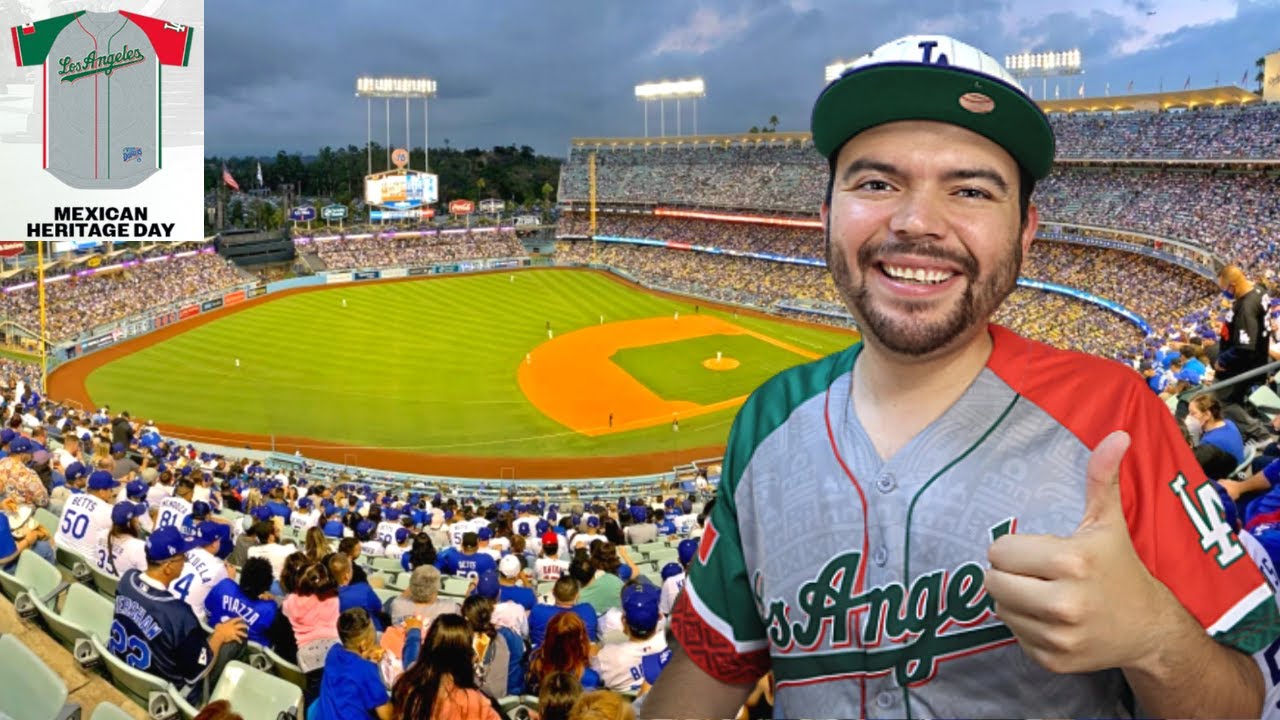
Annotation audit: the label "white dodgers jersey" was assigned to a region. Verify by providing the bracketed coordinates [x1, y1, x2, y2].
[54, 492, 112, 561]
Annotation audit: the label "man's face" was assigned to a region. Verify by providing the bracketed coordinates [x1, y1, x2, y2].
[821, 121, 1037, 359]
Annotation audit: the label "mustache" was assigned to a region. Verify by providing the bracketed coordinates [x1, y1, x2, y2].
[854, 241, 978, 279]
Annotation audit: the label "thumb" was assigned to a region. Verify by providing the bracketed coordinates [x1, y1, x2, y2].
[1077, 430, 1131, 530]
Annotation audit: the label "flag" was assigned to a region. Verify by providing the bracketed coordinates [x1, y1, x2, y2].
[1242, 70, 1249, 85]
[1183, 75, 1191, 90]
[1127, 80, 1134, 93]
[256, 162, 263, 187]
[222, 164, 240, 192]
[1078, 82, 1085, 97]
[1054, 83, 1060, 99]
[1105, 82, 1111, 96]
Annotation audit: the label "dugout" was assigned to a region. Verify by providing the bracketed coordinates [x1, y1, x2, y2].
[215, 228, 295, 267]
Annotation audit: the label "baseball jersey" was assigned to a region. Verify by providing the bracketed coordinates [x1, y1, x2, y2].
[375, 521, 399, 546]
[8, 11, 193, 189]
[170, 548, 227, 623]
[659, 571, 685, 616]
[535, 557, 569, 582]
[594, 635, 669, 692]
[103, 534, 147, 578]
[672, 326, 1280, 719]
[204, 577, 277, 646]
[154, 496, 192, 531]
[290, 510, 319, 533]
[146, 483, 173, 507]
[54, 492, 111, 561]
[113, 569, 212, 690]
[359, 539, 385, 558]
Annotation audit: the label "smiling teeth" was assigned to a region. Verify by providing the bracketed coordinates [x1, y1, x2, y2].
[883, 265, 953, 284]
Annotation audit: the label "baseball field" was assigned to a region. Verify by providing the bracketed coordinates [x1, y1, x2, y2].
[49, 269, 858, 477]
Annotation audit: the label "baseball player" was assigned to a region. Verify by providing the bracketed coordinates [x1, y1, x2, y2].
[645, 35, 1280, 720]
[54, 469, 116, 562]
[154, 478, 194, 531]
[8, 10, 194, 188]
[169, 523, 229, 623]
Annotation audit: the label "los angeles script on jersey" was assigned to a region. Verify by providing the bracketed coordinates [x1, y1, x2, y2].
[57, 46, 145, 82]
[758, 520, 1017, 688]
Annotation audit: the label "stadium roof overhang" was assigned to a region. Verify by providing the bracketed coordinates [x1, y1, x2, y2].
[1037, 86, 1263, 113]
[570, 131, 813, 149]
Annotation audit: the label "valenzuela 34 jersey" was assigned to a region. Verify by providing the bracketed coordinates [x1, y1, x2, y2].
[9, 10, 193, 189]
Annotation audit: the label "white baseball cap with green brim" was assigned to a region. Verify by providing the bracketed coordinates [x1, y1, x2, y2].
[811, 35, 1056, 180]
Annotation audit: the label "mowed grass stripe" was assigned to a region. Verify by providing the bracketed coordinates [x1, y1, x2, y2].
[82, 270, 856, 457]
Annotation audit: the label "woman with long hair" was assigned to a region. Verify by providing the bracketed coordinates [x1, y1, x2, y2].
[105, 501, 147, 577]
[537, 671, 583, 720]
[390, 614, 501, 720]
[305, 526, 331, 562]
[525, 611, 600, 695]
[462, 594, 525, 698]
[402, 532, 438, 573]
[282, 560, 341, 706]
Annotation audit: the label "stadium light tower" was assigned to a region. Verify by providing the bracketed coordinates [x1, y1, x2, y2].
[635, 78, 706, 137]
[355, 76, 439, 173]
[1004, 49, 1083, 100]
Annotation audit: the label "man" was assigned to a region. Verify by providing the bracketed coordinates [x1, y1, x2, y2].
[595, 583, 668, 692]
[112, 525, 246, 702]
[528, 576, 599, 649]
[383, 527, 412, 561]
[290, 497, 319, 533]
[659, 538, 698, 618]
[111, 443, 140, 481]
[438, 531, 496, 578]
[227, 519, 267, 568]
[375, 508, 400, 547]
[328, 552, 384, 631]
[623, 506, 658, 546]
[356, 520, 384, 558]
[645, 35, 1280, 719]
[171, 522, 231, 622]
[110, 411, 134, 450]
[496, 554, 536, 610]
[246, 519, 294, 581]
[535, 530, 569, 581]
[204, 557, 278, 647]
[52, 433, 83, 471]
[0, 436, 48, 507]
[1215, 265, 1271, 403]
[147, 469, 175, 507]
[155, 478, 195, 530]
[54, 469, 117, 562]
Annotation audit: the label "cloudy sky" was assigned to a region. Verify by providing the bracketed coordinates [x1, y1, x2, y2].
[206, 0, 1280, 159]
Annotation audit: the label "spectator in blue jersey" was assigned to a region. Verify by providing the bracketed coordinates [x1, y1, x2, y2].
[653, 508, 677, 537]
[529, 576, 600, 649]
[321, 507, 345, 538]
[204, 557, 278, 646]
[401, 532, 438, 573]
[1188, 394, 1245, 468]
[312, 608, 394, 720]
[1179, 345, 1209, 384]
[264, 486, 291, 523]
[113, 525, 247, 702]
[497, 555, 537, 610]
[187, 501, 233, 561]
[328, 552, 385, 631]
[439, 532, 497, 577]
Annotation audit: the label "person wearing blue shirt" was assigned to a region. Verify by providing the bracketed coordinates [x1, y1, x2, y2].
[1190, 394, 1245, 466]
[0, 498, 54, 572]
[496, 555, 537, 610]
[329, 553, 385, 631]
[529, 576, 600, 648]
[311, 608, 392, 720]
[438, 532, 496, 578]
[204, 557, 278, 646]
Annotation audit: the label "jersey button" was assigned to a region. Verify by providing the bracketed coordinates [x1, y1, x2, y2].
[876, 691, 896, 709]
[875, 474, 897, 493]
[872, 545, 888, 566]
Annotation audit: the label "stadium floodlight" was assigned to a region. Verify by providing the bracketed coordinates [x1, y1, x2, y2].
[635, 78, 706, 137]
[1004, 49, 1083, 99]
[355, 76, 440, 175]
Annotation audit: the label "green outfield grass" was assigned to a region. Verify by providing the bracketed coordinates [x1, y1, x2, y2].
[610, 334, 811, 405]
[81, 270, 857, 458]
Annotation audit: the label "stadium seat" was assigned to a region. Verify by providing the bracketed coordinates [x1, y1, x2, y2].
[0, 550, 68, 618]
[373, 586, 400, 605]
[208, 661, 303, 720]
[370, 556, 402, 573]
[55, 545, 88, 574]
[163, 685, 200, 720]
[441, 576, 471, 597]
[34, 508, 60, 537]
[647, 548, 679, 565]
[635, 542, 665, 557]
[89, 702, 135, 720]
[260, 646, 306, 692]
[88, 563, 120, 599]
[1250, 385, 1280, 421]
[385, 573, 410, 592]
[366, 570, 392, 589]
[88, 634, 195, 715]
[0, 634, 81, 720]
[31, 582, 115, 654]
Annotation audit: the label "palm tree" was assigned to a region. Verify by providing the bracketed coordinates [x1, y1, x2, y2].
[1256, 56, 1267, 94]
[768, 115, 780, 132]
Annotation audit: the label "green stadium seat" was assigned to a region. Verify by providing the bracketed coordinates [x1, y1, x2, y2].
[34, 508, 60, 537]
[441, 575, 471, 596]
[373, 586, 400, 605]
[88, 634, 176, 708]
[385, 573, 410, 592]
[31, 581, 115, 655]
[260, 646, 306, 692]
[0, 634, 81, 720]
[89, 701, 135, 720]
[208, 661, 303, 720]
[0, 550, 68, 618]
[370, 556, 402, 573]
[647, 548, 679, 566]
[164, 684, 200, 720]
[55, 544, 88, 573]
[88, 562, 120, 599]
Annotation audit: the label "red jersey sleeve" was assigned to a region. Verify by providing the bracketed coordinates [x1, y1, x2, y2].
[119, 11, 193, 67]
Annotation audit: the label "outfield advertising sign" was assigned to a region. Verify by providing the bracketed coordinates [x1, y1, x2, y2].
[289, 206, 317, 222]
[322, 204, 348, 220]
[0, 241, 23, 257]
[353, 271, 380, 281]
[201, 298, 224, 312]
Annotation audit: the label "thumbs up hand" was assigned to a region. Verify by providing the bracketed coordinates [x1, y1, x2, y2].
[984, 431, 1179, 675]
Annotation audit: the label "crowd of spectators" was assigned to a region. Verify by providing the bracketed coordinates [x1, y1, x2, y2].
[311, 231, 525, 271]
[0, 252, 246, 342]
[1049, 105, 1280, 160]
[993, 289, 1147, 358]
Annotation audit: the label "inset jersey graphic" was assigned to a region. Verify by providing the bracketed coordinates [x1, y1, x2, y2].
[9, 10, 193, 189]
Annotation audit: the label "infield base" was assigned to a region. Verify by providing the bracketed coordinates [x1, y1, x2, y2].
[702, 357, 740, 371]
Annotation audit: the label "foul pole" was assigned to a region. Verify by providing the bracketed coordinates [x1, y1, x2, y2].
[37, 241, 47, 394]
[589, 151, 598, 265]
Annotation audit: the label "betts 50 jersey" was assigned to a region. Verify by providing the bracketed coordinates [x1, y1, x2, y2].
[672, 326, 1280, 719]
[9, 10, 193, 188]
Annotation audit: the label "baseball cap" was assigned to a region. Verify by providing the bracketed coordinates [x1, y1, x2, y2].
[678, 538, 699, 566]
[111, 442, 125, 454]
[8, 437, 33, 454]
[126, 480, 148, 501]
[111, 501, 146, 526]
[473, 569, 500, 599]
[250, 506, 273, 522]
[357, 520, 375, 536]
[617, 563, 633, 581]
[661, 562, 683, 581]
[477, 527, 492, 541]
[297, 497, 313, 510]
[87, 470, 119, 491]
[585, 516, 600, 529]
[195, 522, 223, 546]
[811, 35, 1054, 180]
[0, 428, 15, 445]
[498, 554, 522, 578]
[145, 525, 201, 563]
[540, 530, 559, 547]
[395, 527, 411, 543]
[622, 583, 661, 634]
[192, 501, 212, 519]
[64, 462, 88, 483]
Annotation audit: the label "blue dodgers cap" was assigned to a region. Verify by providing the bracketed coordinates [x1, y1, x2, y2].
[297, 497, 313, 510]
[536, 519, 550, 535]
[87, 470, 120, 491]
[661, 562, 683, 581]
[617, 563, 633, 581]
[357, 520, 375, 536]
[0, 428, 15, 445]
[395, 527, 411, 543]
[678, 538, 699, 566]
[192, 501, 212, 519]
[811, 35, 1055, 179]
[384, 508, 400, 522]
[477, 527, 492, 541]
[586, 516, 600, 528]
[473, 569, 500, 599]
[111, 442, 125, 454]
[64, 462, 88, 482]
[111, 501, 146, 526]
[251, 506, 273, 522]
[630, 506, 649, 523]
[622, 583, 662, 633]
[126, 480, 148, 501]
[443, 509, 454, 520]
[145, 525, 201, 563]
[8, 437, 33, 454]
[195, 521, 224, 546]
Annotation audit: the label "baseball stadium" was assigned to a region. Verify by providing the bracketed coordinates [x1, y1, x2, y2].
[1, 13, 1280, 720]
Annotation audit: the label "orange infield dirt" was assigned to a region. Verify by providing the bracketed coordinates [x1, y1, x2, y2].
[47, 268, 856, 479]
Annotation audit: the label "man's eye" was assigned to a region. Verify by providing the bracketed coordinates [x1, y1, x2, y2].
[857, 180, 891, 191]
[956, 187, 992, 199]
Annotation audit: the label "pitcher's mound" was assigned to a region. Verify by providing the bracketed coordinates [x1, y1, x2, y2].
[702, 357, 740, 371]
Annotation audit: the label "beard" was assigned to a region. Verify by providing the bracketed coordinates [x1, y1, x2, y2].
[826, 228, 1021, 357]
